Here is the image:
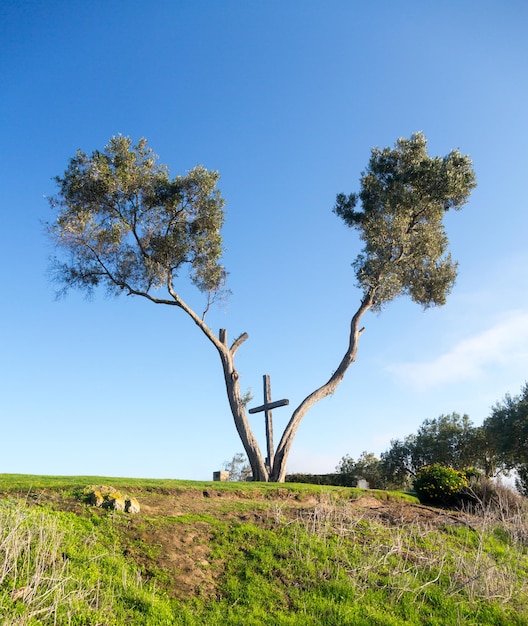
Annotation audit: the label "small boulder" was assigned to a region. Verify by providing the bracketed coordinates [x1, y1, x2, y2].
[103, 492, 126, 511]
[87, 490, 104, 507]
[125, 497, 141, 514]
[82, 485, 139, 513]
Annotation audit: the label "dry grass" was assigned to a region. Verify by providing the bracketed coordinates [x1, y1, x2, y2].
[0, 501, 86, 623]
[281, 491, 528, 611]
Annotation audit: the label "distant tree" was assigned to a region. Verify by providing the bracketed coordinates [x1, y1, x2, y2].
[223, 453, 252, 482]
[469, 425, 500, 478]
[336, 454, 356, 476]
[379, 413, 495, 488]
[412, 413, 480, 470]
[483, 383, 528, 477]
[47, 133, 475, 482]
[516, 465, 528, 497]
[336, 451, 383, 489]
[379, 436, 417, 489]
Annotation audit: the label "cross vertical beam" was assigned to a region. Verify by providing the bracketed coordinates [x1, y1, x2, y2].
[248, 374, 289, 473]
[263, 375, 274, 470]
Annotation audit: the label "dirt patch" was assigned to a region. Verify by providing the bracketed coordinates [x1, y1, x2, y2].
[124, 519, 218, 600]
[348, 494, 469, 528]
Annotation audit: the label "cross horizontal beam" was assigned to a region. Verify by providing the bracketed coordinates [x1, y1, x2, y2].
[248, 398, 289, 414]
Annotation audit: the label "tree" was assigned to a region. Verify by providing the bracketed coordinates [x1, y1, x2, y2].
[379, 413, 494, 487]
[483, 383, 528, 473]
[379, 435, 417, 489]
[412, 413, 480, 470]
[467, 425, 500, 478]
[222, 453, 252, 482]
[336, 451, 383, 489]
[47, 133, 475, 482]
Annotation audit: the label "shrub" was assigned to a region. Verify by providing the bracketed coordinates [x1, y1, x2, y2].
[460, 467, 482, 481]
[286, 473, 353, 487]
[413, 464, 467, 506]
[457, 475, 525, 517]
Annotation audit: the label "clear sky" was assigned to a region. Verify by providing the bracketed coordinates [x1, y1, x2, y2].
[1, 1, 527, 480]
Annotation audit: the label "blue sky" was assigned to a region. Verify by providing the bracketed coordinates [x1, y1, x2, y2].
[1, 1, 527, 480]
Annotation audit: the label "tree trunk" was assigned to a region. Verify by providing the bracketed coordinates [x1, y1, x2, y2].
[214, 288, 373, 482]
[217, 329, 269, 481]
[269, 289, 375, 482]
[167, 282, 374, 483]
[164, 286, 270, 481]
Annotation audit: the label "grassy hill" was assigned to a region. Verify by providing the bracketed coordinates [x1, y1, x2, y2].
[0, 475, 527, 625]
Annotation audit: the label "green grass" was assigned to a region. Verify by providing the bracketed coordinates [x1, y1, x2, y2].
[1, 475, 527, 625]
[0, 473, 418, 502]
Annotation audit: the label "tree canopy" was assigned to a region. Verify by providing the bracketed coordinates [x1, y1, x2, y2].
[48, 136, 227, 303]
[412, 413, 479, 470]
[377, 413, 496, 487]
[483, 383, 528, 492]
[335, 451, 384, 489]
[334, 132, 476, 309]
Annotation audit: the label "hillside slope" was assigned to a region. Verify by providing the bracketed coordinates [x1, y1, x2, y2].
[0, 477, 527, 625]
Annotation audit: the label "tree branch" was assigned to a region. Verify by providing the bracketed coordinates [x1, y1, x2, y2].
[271, 288, 375, 481]
[165, 277, 224, 350]
[230, 332, 249, 356]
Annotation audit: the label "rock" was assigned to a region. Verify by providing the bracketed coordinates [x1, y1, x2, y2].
[82, 485, 139, 513]
[88, 490, 104, 507]
[125, 497, 141, 514]
[103, 492, 126, 511]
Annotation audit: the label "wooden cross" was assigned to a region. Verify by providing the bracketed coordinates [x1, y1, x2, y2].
[248, 374, 289, 472]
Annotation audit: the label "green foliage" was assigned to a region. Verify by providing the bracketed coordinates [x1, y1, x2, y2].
[412, 413, 483, 470]
[379, 413, 497, 488]
[336, 451, 384, 489]
[286, 472, 350, 486]
[483, 382, 528, 472]
[413, 464, 468, 505]
[47, 135, 227, 300]
[334, 132, 476, 310]
[222, 452, 252, 481]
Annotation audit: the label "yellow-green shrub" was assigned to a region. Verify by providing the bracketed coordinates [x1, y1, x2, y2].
[413, 464, 468, 506]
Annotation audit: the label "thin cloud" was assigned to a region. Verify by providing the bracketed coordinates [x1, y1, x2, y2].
[388, 311, 528, 391]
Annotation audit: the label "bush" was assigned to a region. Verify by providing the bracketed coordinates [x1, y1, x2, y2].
[285, 473, 352, 487]
[457, 475, 525, 517]
[413, 464, 467, 506]
[460, 467, 482, 481]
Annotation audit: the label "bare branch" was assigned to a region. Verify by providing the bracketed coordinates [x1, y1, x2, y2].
[230, 332, 249, 356]
[271, 288, 375, 481]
